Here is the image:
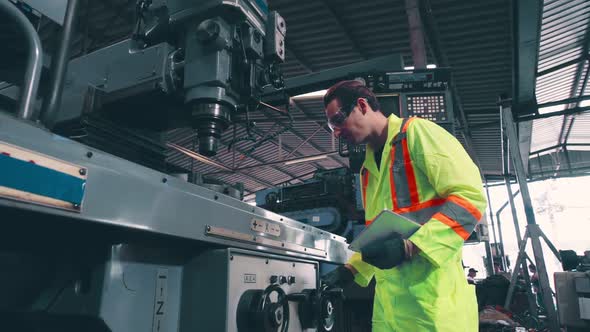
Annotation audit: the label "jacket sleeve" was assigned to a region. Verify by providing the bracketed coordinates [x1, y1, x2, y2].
[347, 251, 375, 287]
[346, 167, 376, 287]
[407, 119, 487, 268]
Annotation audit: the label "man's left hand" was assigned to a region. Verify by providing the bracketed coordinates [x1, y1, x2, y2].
[361, 236, 407, 269]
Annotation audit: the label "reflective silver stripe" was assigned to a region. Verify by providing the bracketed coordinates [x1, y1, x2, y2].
[401, 205, 444, 224]
[439, 201, 480, 234]
[392, 119, 412, 207]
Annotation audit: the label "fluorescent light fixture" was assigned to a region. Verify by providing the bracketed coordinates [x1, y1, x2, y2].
[284, 154, 328, 165]
[292, 89, 328, 99]
[404, 64, 437, 70]
[538, 104, 564, 115]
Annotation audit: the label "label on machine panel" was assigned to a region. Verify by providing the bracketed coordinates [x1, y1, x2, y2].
[152, 269, 168, 332]
[250, 218, 281, 237]
[206, 225, 327, 257]
[0, 141, 86, 211]
[243, 273, 257, 284]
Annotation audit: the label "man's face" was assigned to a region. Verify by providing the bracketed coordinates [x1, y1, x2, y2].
[324, 98, 369, 145]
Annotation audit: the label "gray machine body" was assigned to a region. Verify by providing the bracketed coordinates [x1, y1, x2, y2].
[43, 245, 185, 332]
[0, 110, 350, 331]
[555, 271, 590, 330]
[0, 111, 351, 264]
[39, 245, 317, 332]
[181, 248, 317, 331]
[56, 39, 179, 124]
[47, 0, 285, 157]
[0, 1, 393, 331]
[22, 0, 68, 25]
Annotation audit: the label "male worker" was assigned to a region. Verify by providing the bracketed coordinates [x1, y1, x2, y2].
[321, 80, 486, 331]
[467, 268, 478, 285]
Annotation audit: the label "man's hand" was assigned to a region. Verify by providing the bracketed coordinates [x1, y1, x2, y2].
[361, 236, 407, 270]
[321, 265, 355, 289]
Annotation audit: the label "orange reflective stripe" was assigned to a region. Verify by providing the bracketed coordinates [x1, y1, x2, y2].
[365, 217, 375, 225]
[401, 138, 419, 205]
[389, 145, 399, 210]
[433, 212, 471, 240]
[447, 195, 482, 221]
[394, 198, 446, 213]
[361, 168, 369, 209]
[402, 117, 415, 132]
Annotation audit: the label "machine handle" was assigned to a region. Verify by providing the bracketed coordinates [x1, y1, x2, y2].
[0, 0, 43, 120]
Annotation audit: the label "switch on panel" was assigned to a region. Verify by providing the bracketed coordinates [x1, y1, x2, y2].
[279, 275, 287, 285]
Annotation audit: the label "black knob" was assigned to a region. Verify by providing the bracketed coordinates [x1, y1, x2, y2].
[279, 276, 287, 285]
[287, 276, 296, 285]
[196, 19, 220, 42]
[270, 275, 278, 284]
[286, 292, 308, 302]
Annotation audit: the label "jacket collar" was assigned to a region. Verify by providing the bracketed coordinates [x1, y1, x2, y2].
[362, 114, 403, 175]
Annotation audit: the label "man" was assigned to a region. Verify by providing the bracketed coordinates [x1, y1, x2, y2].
[321, 80, 486, 331]
[529, 264, 544, 312]
[494, 261, 503, 274]
[467, 268, 478, 285]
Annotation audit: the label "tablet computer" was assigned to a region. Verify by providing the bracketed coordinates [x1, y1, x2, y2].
[348, 210, 421, 252]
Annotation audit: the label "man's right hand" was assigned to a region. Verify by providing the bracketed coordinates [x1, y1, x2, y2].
[321, 265, 355, 289]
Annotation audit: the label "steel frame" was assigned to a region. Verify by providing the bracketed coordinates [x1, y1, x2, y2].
[502, 104, 561, 332]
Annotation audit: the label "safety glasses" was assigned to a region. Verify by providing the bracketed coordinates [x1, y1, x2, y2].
[327, 101, 359, 131]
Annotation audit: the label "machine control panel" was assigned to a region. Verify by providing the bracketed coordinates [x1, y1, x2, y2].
[181, 248, 335, 332]
[270, 275, 297, 286]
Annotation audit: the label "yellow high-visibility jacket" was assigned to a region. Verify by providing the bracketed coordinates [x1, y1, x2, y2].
[350, 114, 486, 331]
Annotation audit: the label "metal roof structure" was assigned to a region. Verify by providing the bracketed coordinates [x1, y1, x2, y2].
[526, 0, 590, 179]
[2, 0, 590, 199]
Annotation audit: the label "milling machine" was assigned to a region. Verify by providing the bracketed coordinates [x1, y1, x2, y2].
[0, 1, 408, 331]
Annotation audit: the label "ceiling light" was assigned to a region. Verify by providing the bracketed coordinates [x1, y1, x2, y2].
[292, 89, 328, 99]
[538, 104, 565, 115]
[284, 155, 328, 165]
[404, 64, 437, 70]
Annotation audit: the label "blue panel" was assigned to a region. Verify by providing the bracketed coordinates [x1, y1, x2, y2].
[254, 0, 268, 14]
[0, 154, 85, 205]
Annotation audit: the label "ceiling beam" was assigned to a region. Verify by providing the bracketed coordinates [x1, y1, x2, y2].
[321, 0, 367, 59]
[404, 0, 427, 69]
[536, 55, 587, 77]
[510, 0, 543, 176]
[512, 0, 542, 114]
[290, 99, 348, 168]
[256, 102, 347, 168]
[420, 0, 482, 168]
[230, 119, 326, 172]
[285, 47, 315, 73]
[558, 21, 590, 149]
[171, 130, 301, 189]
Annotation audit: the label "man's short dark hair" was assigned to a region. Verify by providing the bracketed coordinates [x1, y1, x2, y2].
[323, 80, 381, 112]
